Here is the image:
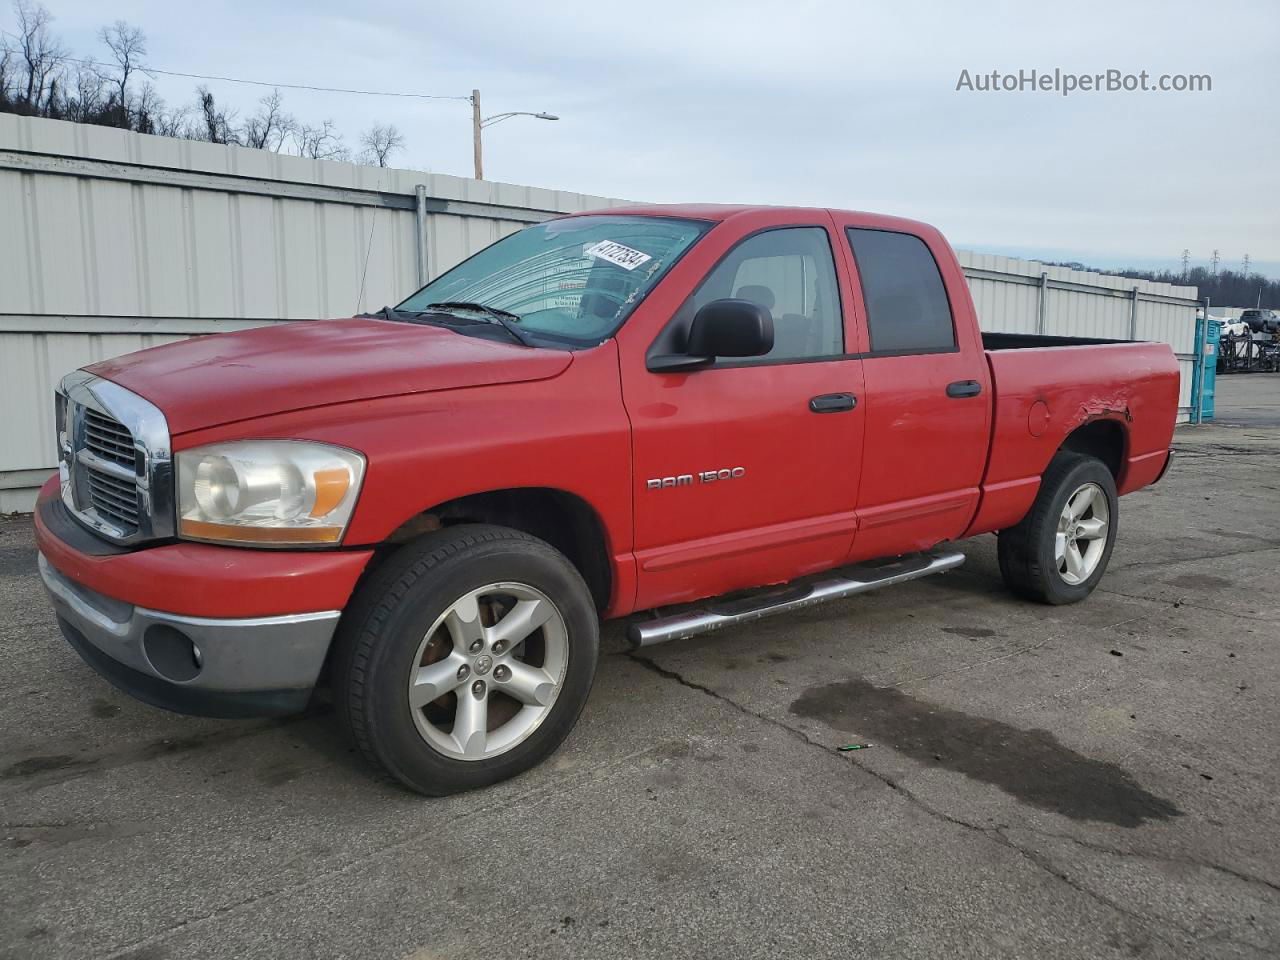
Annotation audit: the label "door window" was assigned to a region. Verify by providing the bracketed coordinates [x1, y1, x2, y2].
[846, 229, 956, 354]
[678, 227, 844, 362]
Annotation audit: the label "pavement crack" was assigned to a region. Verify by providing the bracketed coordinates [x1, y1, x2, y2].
[95, 740, 670, 959]
[624, 651, 1233, 950]
[625, 651, 834, 755]
[1008, 826, 1280, 895]
[1098, 586, 1278, 624]
[1116, 543, 1280, 570]
[987, 829, 1194, 946]
[888, 635, 1056, 688]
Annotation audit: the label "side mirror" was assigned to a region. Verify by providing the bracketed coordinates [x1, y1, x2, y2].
[688, 299, 774, 357]
[648, 299, 774, 372]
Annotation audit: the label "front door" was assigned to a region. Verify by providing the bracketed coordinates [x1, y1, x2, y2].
[620, 220, 866, 610]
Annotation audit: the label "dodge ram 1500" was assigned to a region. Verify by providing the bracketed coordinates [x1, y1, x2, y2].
[35, 205, 1179, 794]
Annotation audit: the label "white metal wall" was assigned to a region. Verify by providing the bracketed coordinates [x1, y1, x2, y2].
[0, 114, 626, 510]
[0, 114, 1199, 511]
[958, 251, 1200, 418]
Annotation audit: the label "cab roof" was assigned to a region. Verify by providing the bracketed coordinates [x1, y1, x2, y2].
[563, 203, 936, 236]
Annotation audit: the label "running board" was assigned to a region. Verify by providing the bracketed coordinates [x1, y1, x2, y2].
[627, 550, 965, 648]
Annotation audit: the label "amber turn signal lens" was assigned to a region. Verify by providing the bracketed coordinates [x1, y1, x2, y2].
[178, 518, 342, 544]
[310, 468, 351, 518]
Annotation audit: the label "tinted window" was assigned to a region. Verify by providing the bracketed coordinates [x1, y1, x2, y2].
[846, 229, 956, 354]
[679, 227, 843, 363]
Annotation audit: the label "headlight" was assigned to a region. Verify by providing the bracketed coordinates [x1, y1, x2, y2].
[176, 441, 365, 547]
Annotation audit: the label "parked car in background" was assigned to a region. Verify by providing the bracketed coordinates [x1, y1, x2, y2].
[1216, 316, 1250, 338]
[36, 205, 1180, 795]
[1241, 308, 1280, 334]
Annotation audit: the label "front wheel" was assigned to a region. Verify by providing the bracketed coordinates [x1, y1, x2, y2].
[997, 453, 1118, 605]
[333, 524, 599, 795]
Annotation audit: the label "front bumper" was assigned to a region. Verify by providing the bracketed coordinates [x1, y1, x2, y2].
[40, 553, 340, 718]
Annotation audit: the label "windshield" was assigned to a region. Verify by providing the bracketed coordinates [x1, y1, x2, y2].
[396, 215, 709, 344]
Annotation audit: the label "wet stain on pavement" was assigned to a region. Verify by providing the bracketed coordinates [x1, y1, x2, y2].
[941, 626, 997, 639]
[1, 708, 333, 789]
[789, 678, 1181, 827]
[90, 699, 121, 718]
[256, 763, 305, 787]
[1163, 573, 1234, 590]
[1, 754, 99, 780]
[3, 820, 150, 849]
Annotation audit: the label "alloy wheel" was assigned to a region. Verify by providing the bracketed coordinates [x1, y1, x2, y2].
[1055, 482, 1109, 585]
[406, 582, 568, 760]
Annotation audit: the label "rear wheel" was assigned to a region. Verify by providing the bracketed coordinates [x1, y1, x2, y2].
[333, 524, 599, 795]
[997, 453, 1118, 605]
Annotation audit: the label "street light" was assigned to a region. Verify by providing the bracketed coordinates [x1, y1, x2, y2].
[470, 89, 559, 180]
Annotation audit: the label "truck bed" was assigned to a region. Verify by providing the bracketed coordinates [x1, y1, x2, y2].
[962, 337, 1181, 539]
[982, 332, 1128, 350]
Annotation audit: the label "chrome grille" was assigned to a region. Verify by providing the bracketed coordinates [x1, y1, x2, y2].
[57, 372, 174, 546]
[83, 408, 138, 469]
[85, 463, 141, 530]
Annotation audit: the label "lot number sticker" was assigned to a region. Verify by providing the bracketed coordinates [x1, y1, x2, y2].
[585, 240, 652, 271]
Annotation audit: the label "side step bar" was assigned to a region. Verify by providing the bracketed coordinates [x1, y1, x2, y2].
[628, 550, 965, 648]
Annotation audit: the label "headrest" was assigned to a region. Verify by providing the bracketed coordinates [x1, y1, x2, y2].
[734, 285, 776, 311]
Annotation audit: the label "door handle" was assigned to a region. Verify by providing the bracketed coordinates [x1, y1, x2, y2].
[809, 393, 857, 413]
[946, 380, 982, 398]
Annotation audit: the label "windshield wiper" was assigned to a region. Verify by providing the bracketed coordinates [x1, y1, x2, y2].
[420, 301, 536, 348]
[366, 305, 418, 323]
[423, 301, 522, 322]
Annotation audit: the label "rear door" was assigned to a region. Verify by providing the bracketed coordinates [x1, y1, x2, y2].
[832, 218, 991, 560]
[619, 215, 866, 610]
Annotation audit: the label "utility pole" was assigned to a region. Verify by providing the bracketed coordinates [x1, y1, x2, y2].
[1211, 249, 1220, 276]
[1181, 248, 1190, 278]
[468, 94, 559, 181]
[471, 89, 483, 180]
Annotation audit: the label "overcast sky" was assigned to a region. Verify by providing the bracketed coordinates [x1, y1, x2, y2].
[27, 0, 1280, 277]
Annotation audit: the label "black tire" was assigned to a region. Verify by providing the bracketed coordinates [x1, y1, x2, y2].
[997, 452, 1118, 605]
[332, 524, 599, 795]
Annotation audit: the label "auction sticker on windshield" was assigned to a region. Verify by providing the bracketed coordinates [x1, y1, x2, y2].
[585, 241, 652, 271]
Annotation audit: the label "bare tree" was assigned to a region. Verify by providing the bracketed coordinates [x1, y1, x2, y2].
[196, 86, 237, 144]
[0, 35, 14, 106]
[359, 123, 405, 167]
[0, 8, 414, 163]
[97, 19, 145, 127]
[14, 0, 66, 113]
[62, 61, 107, 122]
[132, 80, 165, 134]
[152, 101, 190, 138]
[292, 119, 348, 160]
[241, 89, 294, 151]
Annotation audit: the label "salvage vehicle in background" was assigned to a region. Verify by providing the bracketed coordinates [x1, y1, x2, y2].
[35, 205, 1180, 794]
[1242, 308, 1280, 334]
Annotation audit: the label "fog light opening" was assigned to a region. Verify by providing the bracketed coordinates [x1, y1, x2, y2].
[142, 625, 203, 682]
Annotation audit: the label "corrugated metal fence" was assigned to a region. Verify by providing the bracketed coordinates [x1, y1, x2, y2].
[958, 251, 1201, 418]
[0, 114, 1200, 511]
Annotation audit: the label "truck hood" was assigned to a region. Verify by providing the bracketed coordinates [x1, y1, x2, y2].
[85, 317, 574, 434]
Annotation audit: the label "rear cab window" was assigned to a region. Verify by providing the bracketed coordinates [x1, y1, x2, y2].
[845, 229, 956, 355]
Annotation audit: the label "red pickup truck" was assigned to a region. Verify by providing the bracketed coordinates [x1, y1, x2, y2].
[35, 205, 1179, 794]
